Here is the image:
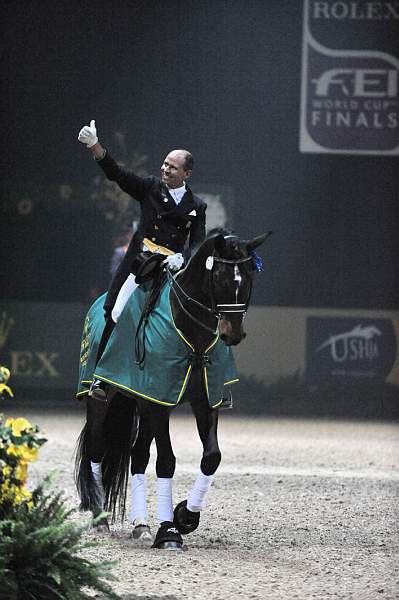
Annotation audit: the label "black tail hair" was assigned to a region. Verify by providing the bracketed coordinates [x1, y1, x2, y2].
[75, 391, 139, 522]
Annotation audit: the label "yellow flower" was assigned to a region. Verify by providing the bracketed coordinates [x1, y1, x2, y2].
[19, 445, 38, 462]
[15, 462, 28, 483]
[10, 417, 32, 437]
[0, 480, 31, 507]
[14, 488, 31, 504]
[0, 383, 14, 397]
[0, 366, 11, 383]
[2, 465, 12, 477]
[6, 444, 20, 457]
[1, 479, 10, 492]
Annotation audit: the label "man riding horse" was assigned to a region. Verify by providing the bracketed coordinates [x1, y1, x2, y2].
[78, 121, 252, 544]
[76, 227, 268, 549]
[78, 119, 207, 400]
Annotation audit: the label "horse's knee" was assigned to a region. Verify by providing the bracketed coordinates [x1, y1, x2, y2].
[131, 447, 151, 475]
[131, 455, 150, 475]
[201, 449, 221, 476]
[156, 453, 176, 479]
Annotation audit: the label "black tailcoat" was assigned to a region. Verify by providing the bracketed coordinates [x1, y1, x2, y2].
[97, 151, 207, 315]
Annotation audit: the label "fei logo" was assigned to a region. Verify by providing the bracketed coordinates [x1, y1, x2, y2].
[300, 0, 399, 154]
[306, 317, 397, 380]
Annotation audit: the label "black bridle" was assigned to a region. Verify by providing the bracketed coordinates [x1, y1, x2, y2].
[167, 254, 254, 335]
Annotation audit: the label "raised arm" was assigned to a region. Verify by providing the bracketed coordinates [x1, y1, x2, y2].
[78, 119, 149, 201]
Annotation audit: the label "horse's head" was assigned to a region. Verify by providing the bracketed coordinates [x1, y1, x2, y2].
[208, 232, 270, 346]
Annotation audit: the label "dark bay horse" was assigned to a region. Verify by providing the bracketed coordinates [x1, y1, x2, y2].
[75, 231, 268, 550]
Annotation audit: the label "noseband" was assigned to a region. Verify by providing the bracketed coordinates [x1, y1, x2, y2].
[167, 254, 253, 335]
[210, 255, 253, 314]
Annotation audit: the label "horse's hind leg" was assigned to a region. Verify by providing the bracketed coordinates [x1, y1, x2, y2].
[75, 395, 109, 528]
[174, 403, 220, 534]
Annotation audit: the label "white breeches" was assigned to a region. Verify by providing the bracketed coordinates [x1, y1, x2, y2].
[111, 274, 139, 323]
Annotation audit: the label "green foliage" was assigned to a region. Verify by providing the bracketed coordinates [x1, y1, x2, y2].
[0, 479, 119, 600]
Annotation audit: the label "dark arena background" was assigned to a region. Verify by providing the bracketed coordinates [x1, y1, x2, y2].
[0, 2, 398, 598]
[1, 0, 398, 416]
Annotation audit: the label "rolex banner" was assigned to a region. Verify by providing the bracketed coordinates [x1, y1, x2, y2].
[300, 0, 399, 154]
[1, 302, 398, 397]
[0, 302, 87, 391]
[306, 317, 399, 384]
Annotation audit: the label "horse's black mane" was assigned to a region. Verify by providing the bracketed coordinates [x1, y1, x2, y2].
[192, 227, 249, 262]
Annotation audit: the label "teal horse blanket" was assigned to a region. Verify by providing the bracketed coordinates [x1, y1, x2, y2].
[77, 281, 238, 408]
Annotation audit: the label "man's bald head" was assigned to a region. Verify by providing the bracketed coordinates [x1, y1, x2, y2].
[160, 149, 194, 189]
[168, 149, 193, 171]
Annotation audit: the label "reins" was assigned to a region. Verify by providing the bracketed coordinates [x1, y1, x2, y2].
[134, 270, 166, 367]
[135, 246, 256, 367]
[167, 253, 254, 334]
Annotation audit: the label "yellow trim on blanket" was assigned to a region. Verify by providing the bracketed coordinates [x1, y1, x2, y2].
[168, 284, 219, 352]
[94, 374, 187, 407]
[168, 284, 225, 404]
[212, 398, 223, 408]
[174, 325, 195, 351]
[224, 378, 239, 385]
[178, 364, 192, 402]
[205, 335, 219, 353]
[203, 367, 209, 397]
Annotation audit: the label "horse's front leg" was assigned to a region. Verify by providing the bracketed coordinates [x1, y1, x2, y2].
[142, 404, 185, 550]
[129, 407, 154, 542]
[174, 399, 221, 534]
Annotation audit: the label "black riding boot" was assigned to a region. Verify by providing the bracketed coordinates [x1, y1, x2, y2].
[89, 318, 116, 401]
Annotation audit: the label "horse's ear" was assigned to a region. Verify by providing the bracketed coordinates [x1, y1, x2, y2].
[245, 231, 272, 253]
[213, 234, 226, 254]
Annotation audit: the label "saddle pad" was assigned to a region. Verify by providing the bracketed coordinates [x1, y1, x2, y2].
[77, 282, 238, 408]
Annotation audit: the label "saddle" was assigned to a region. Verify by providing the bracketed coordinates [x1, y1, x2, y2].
[130, 251, 165, 284]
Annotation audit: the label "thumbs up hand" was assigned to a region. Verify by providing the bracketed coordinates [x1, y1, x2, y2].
[78, 119, 98, 147]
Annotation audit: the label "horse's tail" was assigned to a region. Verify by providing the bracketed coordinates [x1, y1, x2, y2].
[102, 392, 139, 521]
[75, 421, 104, 515]
[74, 391, 139, 522]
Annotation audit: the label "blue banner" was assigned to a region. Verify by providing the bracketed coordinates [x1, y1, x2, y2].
[306, 316, 398, 380]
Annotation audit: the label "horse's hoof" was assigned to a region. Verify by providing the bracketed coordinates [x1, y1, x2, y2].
[91, 517, 110, 534]
[156, 540, 184, 551]
[152, 521, 183, 551]
[132, 523, 153, 543]
[173, 500, 200, 535]
[94, 523, 110, 534]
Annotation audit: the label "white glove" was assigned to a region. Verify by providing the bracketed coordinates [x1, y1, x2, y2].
[163, 253, 184, 272]
[77, 119, 98, 147]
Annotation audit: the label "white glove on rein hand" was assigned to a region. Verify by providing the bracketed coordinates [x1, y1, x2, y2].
[163, 253, 184, 272]
[78, 119, 98, 147]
